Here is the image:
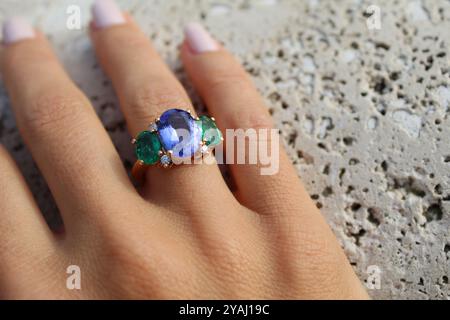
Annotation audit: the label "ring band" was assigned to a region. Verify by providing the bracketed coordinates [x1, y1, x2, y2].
[131, 108, 223, 181]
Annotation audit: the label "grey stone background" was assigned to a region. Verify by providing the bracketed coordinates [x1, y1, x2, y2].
[0, 0, 449, 299]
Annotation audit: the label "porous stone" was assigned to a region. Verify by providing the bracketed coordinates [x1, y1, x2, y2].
[0, 0, 449, 299]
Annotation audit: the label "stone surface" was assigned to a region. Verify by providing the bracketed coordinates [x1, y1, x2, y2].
[0, 0, 449, 299]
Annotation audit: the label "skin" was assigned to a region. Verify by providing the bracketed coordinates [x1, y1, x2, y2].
[0, 15, 369, 299]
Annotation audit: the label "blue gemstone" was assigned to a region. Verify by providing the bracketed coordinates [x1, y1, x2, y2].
[157, 109, 202, 158]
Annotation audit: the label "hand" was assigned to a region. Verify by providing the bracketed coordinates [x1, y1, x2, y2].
[0, 0, 368, 299]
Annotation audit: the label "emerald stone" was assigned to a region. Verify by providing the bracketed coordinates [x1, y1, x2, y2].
[135, 131, 161, 165]
[198, 115, 222, 146]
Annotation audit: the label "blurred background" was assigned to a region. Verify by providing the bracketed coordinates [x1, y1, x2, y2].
[0, 0, 449, 299]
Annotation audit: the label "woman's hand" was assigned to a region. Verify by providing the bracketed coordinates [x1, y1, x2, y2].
[0, 0, 368, 299]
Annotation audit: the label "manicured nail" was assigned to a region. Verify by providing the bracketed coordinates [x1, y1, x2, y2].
[92, 0, 125, 29]
[184, 22, 219, 54]
[2, 17, 34, 45]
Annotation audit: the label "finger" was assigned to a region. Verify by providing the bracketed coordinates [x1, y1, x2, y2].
[89, 1, 235, 209]
[0, 18, 133, 231]
[181, 23, 316, 217]
[181, 25, 370, 298]
[0, 145, 58, 297]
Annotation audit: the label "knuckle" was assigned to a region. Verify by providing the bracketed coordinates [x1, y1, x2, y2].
[23, 93, 86, 137]
[3, 44, 53, 73]
[230, 108, 273, 130]
[208, 70, 252, 94]
[94, 223, 189, 297]
[273, 217, 333, 258]
[106, 29, 151, 53]
[206, 235, 249, 280]
[251, 181, 300, 215]
[267, 217, 345, 294]
[205, 69, 273, 130]
[128, 87, 190, 120]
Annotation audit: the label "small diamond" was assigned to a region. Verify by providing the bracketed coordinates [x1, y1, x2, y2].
[200, 144, 209, 154]
[160, 154, 172, 167]
[148, 122, 158, 132]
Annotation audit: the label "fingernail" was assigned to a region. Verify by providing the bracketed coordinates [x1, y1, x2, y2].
[2, 17, 35, 45]
[92, 0, 125, 29]
[184, 22, 219, 54]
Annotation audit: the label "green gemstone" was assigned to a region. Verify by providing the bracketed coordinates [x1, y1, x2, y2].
[199, 115, 222, 146]
[135, 131, 161, 165]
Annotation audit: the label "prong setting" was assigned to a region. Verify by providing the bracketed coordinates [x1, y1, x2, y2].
[148, 122, 158, 132]
[159, 152, 172, 168]
[132, 109, 222, 179]
[201, 144, 209, 155]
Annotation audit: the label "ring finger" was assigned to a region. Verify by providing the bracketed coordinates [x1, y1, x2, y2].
[89, 1, 234, 210]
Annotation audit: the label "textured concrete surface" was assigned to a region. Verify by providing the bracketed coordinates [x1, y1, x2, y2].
[0, 0, 449, 299]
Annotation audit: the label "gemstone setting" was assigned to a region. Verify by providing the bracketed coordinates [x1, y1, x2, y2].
[135, 131, 162, 165]
[160, 154, 172, 167]
[148, 122, 158, 132]
[157, 109, 202, 159]
[133, 109, 223, 172]
[200, 144, 209, 154]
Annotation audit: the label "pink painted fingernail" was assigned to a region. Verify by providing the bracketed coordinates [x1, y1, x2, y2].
[92, 0, 125, 29]
[2, 17, 35, 45]
[184, 22, 219, 54]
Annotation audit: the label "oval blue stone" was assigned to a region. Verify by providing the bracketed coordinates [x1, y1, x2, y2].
[157, 109, 202, 159]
